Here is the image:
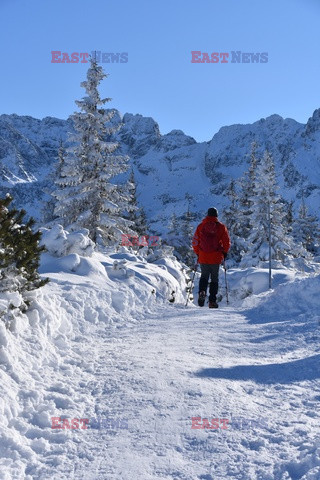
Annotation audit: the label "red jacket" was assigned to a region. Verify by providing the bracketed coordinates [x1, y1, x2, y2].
[192, 216, 230, 264]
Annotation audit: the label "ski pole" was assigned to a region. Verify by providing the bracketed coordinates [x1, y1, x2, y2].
[185, 261, 198, 307]
[223, 259, 229, 305]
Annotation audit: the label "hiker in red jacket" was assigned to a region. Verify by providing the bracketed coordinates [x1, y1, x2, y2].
[192, 207, 230, 308]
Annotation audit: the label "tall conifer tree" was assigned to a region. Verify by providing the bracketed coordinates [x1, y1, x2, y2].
[52, 57, 131, 244]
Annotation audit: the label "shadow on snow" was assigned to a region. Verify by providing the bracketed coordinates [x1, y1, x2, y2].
[194, 354, 320, 384]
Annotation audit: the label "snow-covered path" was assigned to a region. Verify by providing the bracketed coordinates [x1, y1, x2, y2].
[47, 302, 320, 480]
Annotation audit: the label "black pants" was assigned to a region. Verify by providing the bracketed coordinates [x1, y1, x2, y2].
[199, 264, 220, 302]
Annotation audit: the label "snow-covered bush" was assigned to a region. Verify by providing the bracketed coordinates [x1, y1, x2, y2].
[40, 224, 94, 257]
[146, 243, 176, 263]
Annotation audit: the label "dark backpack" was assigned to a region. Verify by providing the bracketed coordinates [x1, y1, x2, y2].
[199, 221, 223, 253]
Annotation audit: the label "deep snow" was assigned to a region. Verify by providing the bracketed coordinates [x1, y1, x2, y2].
[1, 247, 320, 480]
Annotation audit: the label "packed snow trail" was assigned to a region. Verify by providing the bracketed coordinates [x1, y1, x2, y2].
[29, 301, 320, 480]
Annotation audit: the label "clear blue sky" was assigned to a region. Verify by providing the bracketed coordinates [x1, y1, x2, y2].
[1, 0, 320, 142]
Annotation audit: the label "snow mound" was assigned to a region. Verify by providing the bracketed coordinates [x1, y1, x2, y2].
[231, 267, 296, 298]
[243, 273, 320, 324]
[40, 225, 94, 257]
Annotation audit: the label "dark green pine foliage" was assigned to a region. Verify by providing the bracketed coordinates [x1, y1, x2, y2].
[0, 195, 48, 298]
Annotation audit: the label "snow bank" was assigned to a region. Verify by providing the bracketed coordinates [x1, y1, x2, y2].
[226, 266, 297, 300]
[210, 262, 320, 306]
[244, 273, 320, 324]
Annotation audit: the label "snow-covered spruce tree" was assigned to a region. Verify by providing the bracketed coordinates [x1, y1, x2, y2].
[293, 197, 320, 254]
[165, 212, 181, 250]
[124, 170, 149, 237]
[241, 150, 300, 266]
[52, 57, 131, 245]
[178, 206, 197, 267]
[0, 195, 48, 317]
[42, 140, 67, 225]
[283, 199, 294, 235]
[165, 203, 196, 267]
[238, 141, 259, 241]
[167, 212, 179, 238]
[222, 179, 245, 264]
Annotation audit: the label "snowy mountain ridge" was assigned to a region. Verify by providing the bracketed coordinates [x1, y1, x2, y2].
[0, 108, 319, 230]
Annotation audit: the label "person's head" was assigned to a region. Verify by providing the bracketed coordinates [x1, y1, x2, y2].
[207, 207, 218, 217]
